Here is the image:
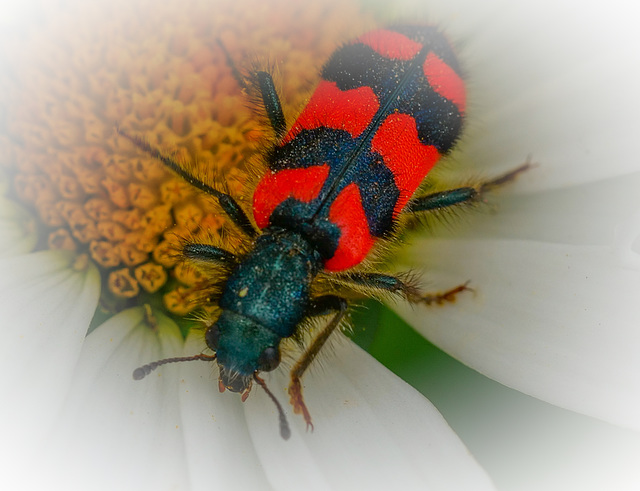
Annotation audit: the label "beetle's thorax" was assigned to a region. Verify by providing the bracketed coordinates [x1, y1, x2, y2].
[220, 228, 323, 333]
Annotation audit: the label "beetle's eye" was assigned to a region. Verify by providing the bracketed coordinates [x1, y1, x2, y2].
[205, 324, 220, 350]
[257, 346, 280, 372]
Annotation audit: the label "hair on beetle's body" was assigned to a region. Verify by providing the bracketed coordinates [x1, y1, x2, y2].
[123, 25, 530, 440]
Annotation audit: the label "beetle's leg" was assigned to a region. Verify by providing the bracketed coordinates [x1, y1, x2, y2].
[216, 40, 287, 138]
[248, 71, 287, 138]
[216, 38, 248, 90]
[288, 283, 460, 430]
[409, 161, 532, 214]
[117, 129, 258, 238]
[182, 243, 238, 267]
[333, 272, 471, 306]
[337, 164, 531, 305]
[289, 295, 348, 431]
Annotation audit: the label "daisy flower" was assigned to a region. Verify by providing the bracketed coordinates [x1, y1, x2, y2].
[1, 0, 638, 490]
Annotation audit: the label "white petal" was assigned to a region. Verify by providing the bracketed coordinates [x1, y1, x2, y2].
[31, 308, 188, 491]
[0, 250, 100, 488]
[385, 0, 640, 433]
[396, 236, 640, 430]
[0, 251, 99, 428]
[0, 198, 38, 256]
[434, 171, 640, 249]
[178, 332, 270, 490]
[393, 154, 640, 431]
[418, 0, 640, 188]
[244, 340, 494, 491]
[179, 334, 493, 490]
[380, 308, 640, 490]
[457, 373, 640, 491]
[0, 250, 99, 378]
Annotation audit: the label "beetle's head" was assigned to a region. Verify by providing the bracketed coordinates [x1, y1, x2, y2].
[132, 309, 290, 439]
[205, 310, 282, 395]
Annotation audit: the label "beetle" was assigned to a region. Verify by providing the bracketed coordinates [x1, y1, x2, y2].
[123, 25, 529, 439]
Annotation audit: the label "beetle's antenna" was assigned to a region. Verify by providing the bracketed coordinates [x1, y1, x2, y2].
[253, 373, 291, 440]
[133, 354, 217, 380]
[216, 38, 247, 90]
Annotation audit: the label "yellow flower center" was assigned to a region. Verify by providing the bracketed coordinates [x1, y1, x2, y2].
[1, 0, 374, 322]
